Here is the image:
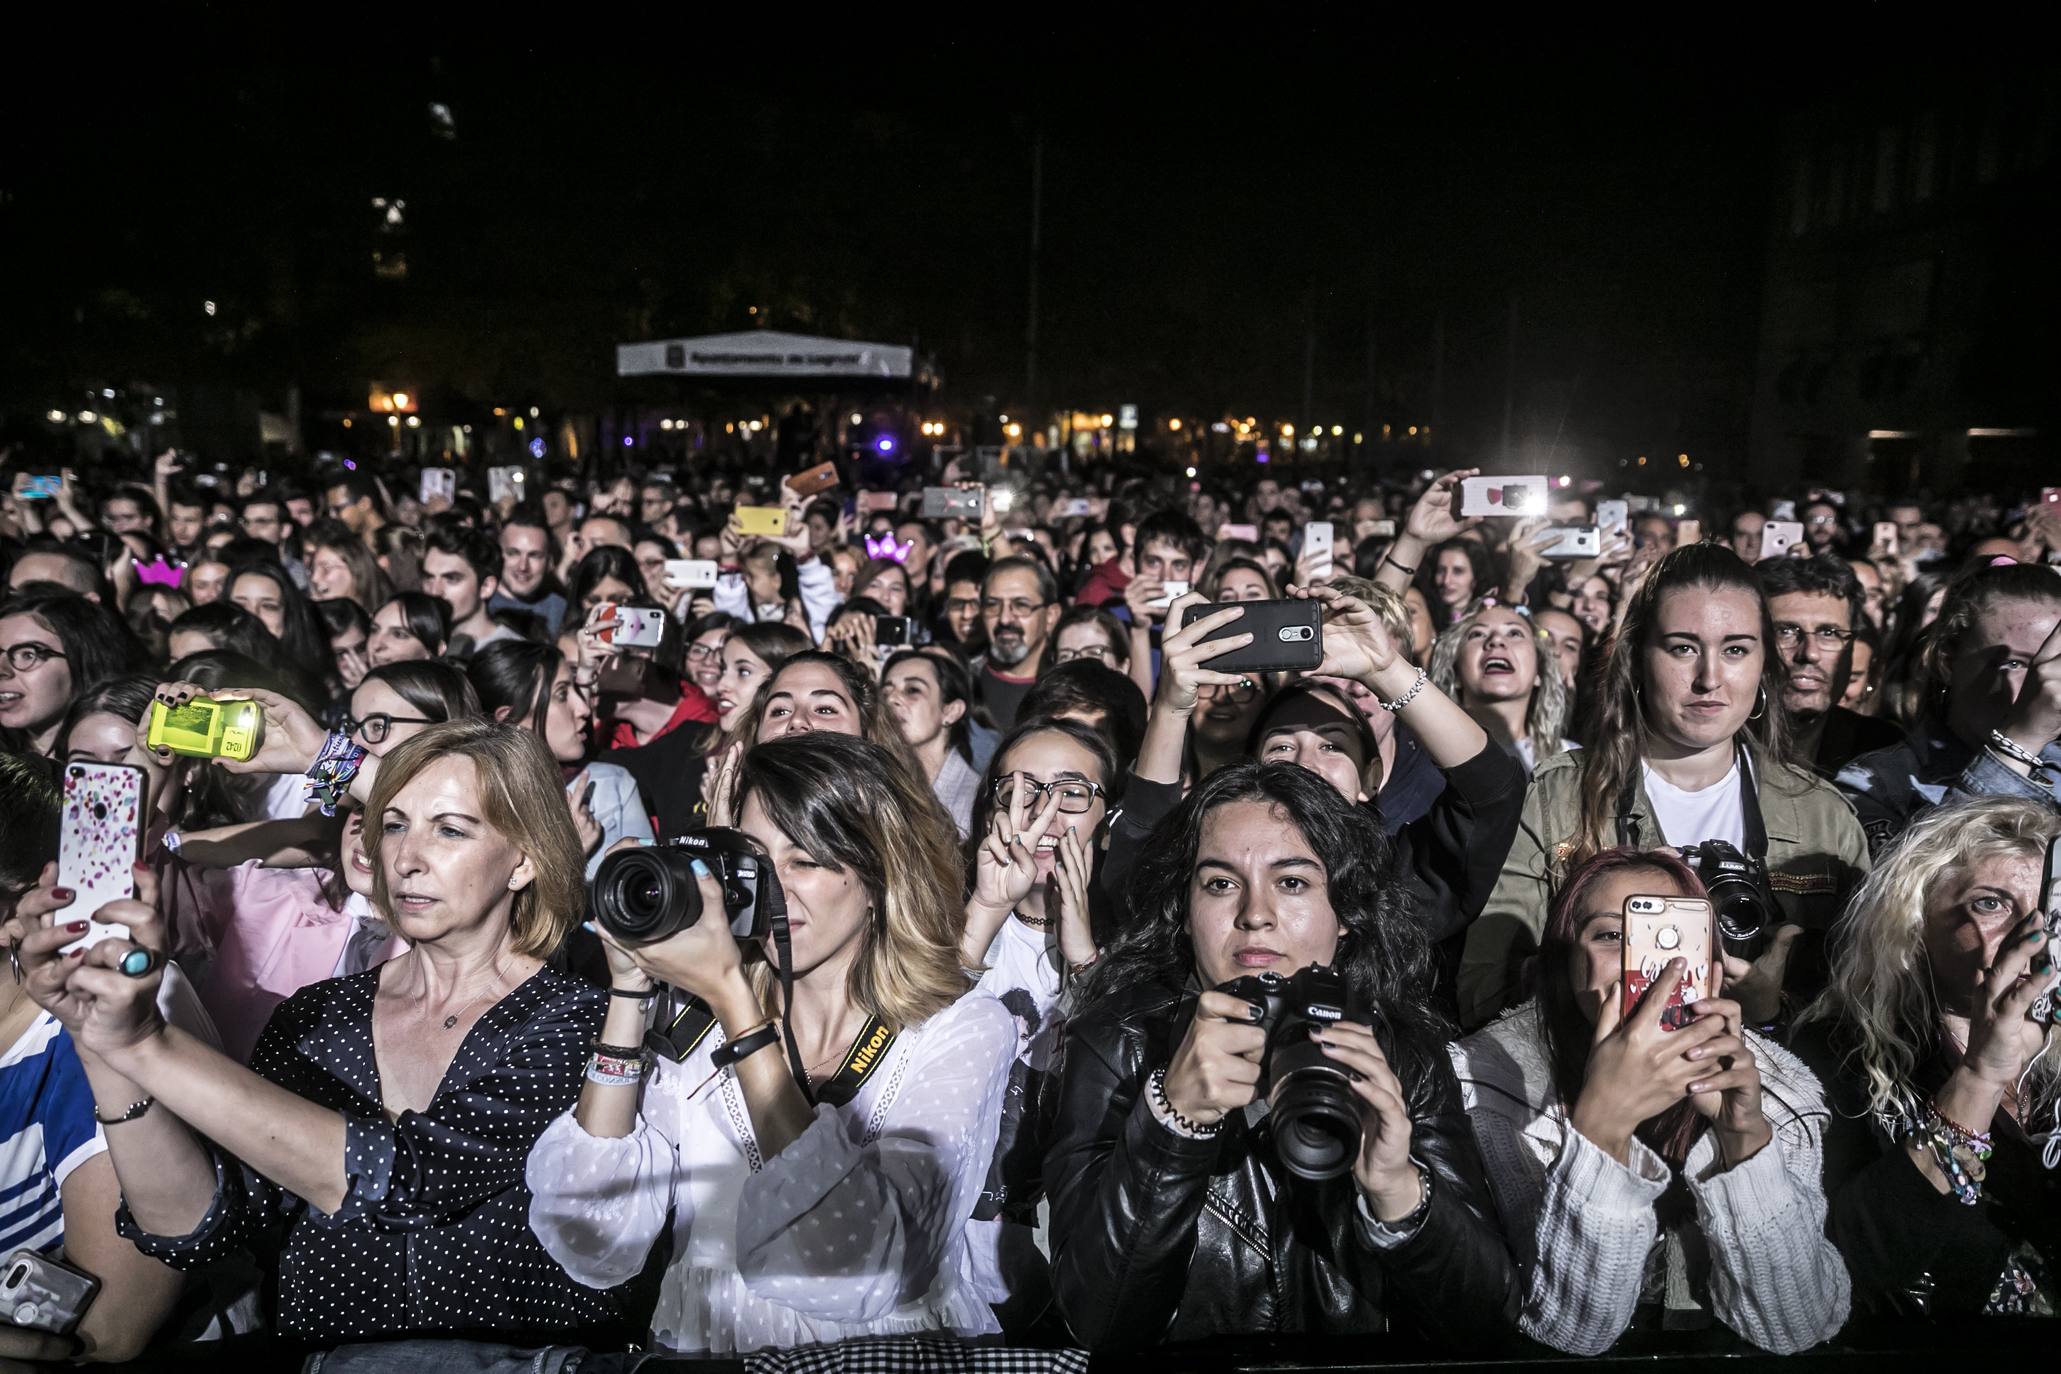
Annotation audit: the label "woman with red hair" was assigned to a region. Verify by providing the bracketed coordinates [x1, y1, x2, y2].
[1448, 847, 1849, 1354]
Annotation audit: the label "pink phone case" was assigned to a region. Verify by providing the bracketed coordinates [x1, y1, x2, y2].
[57, 762, 146, 954]
[1622, 894, 1713, 1032]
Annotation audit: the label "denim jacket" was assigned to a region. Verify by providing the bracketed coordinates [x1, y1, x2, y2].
[1834, 717, 2061, 859]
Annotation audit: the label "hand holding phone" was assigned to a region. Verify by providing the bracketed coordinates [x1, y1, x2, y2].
[785, 461, 840, 497]
[585, 603, 667, 649]
[663, 559, 719, 592]
[1622, 893, 1714, 1032]
[1460, 475, 1549, 518]
[734, 505, 790, 539]
[147, 696, 263, 762]
[57, 762, 146, 955]
[1761, 521, 1805, 560]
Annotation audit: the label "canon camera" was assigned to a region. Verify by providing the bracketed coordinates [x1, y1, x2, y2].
[1680, 839, 1776, 959]
[1213, 964, 1370, 1182]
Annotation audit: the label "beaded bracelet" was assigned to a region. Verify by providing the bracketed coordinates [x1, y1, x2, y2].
[586, 1049, 649, 1088]
[1988, 729, 2054, 781]
[1378, 667, 1430, 714]
[1913, 1100, 1992, 1206]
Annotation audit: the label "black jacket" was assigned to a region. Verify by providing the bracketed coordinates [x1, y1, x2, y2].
[1045, 980, 1520, 1351]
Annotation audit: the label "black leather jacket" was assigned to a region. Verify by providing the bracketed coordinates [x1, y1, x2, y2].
[1046, 980, 1520, 1351]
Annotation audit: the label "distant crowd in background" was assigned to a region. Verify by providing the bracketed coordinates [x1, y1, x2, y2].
[0, 442, 2056, 1370]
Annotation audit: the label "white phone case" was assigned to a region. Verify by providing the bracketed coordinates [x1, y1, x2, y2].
[1303, 522, 1334, 577]
[57, 762, 145, 954]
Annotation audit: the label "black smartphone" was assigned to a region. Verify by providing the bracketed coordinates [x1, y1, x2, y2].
[1192, 599, 1323, 675]
[873, 615, 916, 647]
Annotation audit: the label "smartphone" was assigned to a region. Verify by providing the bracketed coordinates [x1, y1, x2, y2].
[1872, 521, 1900, 555]
[786, 461, 840, 497]
[1596, 499, 1628, 533]
[1218, 522, 1260, 543]
[1303, 521, 1335, 579]
[487, 467, 524, 504]
[419, 468, 456, 505]
[0, 1249, 99, 1336]
[147, 696, 263, 762]
[1459, 475, 1548, 518]
[921, 486, 983, 519]
[1056, 497, 1099, 518]
[1185, 598, 1323, 675]
[1761, 521, 1805, 560]
[2030, 835, 2061, 1026]
[1770, 499, 1798, 522]
[2043, 488, 2061, 510]
[1622, 893, 1715, 1032]
[873, 615, 916, 647]
[586, 602, 667, 649]
[20, 475, 63, 501]
[734, 505, 790, 538]
[1539, 525, 1601, 559]
[1147, 579, 1191, 611]
[663, 559, 719, 591]
[57, 762, 146, 956]
[856, 490, 899, 514]
[1676, 518, 1702, 547]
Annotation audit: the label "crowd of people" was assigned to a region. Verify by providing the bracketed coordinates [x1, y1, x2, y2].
[0, 446, 2056, 1369]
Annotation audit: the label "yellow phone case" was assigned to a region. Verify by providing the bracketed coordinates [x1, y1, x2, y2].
[735, 506, 789, 538]
[146, 697, 263, 762]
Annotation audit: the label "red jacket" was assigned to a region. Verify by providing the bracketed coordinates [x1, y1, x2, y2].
[1074, 556, 1131, 607]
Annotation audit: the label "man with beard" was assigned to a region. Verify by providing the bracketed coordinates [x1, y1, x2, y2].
[1758, 555, 1901, 776]
[974, 555, 1059, 729]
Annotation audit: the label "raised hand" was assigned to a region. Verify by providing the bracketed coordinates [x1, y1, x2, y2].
[1998, 616, 2061, 757]
[969, 782, 1065, 921]
[1404, 469, 1483, 544]
[1153, 595, 1254, 716]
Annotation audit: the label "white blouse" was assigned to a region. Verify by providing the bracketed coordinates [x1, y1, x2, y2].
[526, 990, 1017, 1355]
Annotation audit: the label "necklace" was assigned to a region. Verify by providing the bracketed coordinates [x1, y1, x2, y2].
[439, 981, 501, 1031]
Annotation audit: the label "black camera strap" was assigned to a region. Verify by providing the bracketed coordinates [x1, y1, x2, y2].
[1615, 741, 1768, 863]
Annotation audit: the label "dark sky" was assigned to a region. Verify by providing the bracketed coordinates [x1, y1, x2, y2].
[1, 27, 1976, 464]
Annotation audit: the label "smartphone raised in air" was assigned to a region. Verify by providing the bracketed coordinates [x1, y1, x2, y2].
[57, 761, 145, 955]
[1622, 892, 1713, 1032]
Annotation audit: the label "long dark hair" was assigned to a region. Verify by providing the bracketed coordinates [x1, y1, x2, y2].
[883, 648, 977, 764]
[358, 660, 481, 724]
[0, 588, 143, 697]
[1414, 538, 1498, 630]
[1572, 543, 1798, 869]
[376, 591, 453, 658]
[466, 640, 564, 737]
[1533, 846, 1708, 1167]
[1075, 761, 1446, 1111]
[226, 563, 331, 679]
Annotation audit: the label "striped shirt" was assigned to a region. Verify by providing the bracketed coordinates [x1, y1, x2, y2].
[0, 1013, 104, 1256]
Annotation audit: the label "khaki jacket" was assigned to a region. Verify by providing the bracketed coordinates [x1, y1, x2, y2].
[1457, 744, 1870, 1030]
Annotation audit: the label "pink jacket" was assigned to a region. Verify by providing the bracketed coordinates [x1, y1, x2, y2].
[162, 859, 407, 1062]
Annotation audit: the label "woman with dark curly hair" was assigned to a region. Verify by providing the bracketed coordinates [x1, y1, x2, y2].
[1045, 761, 1517, 1351]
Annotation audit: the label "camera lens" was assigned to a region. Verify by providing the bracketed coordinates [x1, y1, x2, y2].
[1269, 1062, 1363, 1181]
[590, 848, 703, 946]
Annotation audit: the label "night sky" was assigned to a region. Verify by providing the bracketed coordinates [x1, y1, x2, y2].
[0, 28, 2011, 467]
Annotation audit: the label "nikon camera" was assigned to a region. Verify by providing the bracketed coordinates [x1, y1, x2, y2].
[588, 828, 777, 946]
[1212, 964, 1370, 1182]
[1680, 839, 1776, 960]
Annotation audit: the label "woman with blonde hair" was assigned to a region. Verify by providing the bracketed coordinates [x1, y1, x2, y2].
[1428, 600, 1575, 775]
[1792, 797, 2060, 1318]
[528, 732, 1016, 1353]
[12, 718, 631, 1345]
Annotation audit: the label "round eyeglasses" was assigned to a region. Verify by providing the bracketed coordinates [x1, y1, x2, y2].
[992, 775, 1106, 814]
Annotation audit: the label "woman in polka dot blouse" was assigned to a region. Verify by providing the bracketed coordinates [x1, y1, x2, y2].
[16, 719, 636, 1348]
[527, 732, 1017, 1355]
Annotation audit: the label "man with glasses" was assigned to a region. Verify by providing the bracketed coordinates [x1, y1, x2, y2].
[1800, 498, 1844, 555]
[975, 556, 1059, 729]
[936, 550, 987, 661]
[1757, 555, 1902, 776]
[323, 472, 388, 541]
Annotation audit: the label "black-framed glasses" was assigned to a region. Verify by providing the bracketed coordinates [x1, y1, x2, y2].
[981, 596, 1050, 620]
[1054, 644, 1115, 663]
[686, 641, 724, 663]
[344, 712, 435, 744]
[0, 643, 67, 673]
[1196, 677, 1261, 704]
[1773, 624, 1854, 650]
[992, 774, 1105, 814]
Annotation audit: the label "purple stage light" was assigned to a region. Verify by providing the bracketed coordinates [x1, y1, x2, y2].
[875, 435, 897, 455]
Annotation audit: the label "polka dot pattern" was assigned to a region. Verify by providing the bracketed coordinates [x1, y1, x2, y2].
[116, 965, 631, 1344]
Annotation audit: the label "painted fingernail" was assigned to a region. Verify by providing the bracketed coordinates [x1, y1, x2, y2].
[2029, 931, 2049, 945]
[66, 949, 84, 961]
[690, 858, 710, 878]
[65, 921, 88, 934]
[51, 888, 73, 902]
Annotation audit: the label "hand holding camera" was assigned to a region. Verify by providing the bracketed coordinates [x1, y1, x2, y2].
[1162, 990, 1269, 1128]
[587, 832, 767, 1008]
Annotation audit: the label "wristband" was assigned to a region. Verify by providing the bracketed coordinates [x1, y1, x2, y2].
[711, 1021, 780, 1070]
[609, 985, 659, 1000]
[1147, 1066, 1224, 1140]
[1987, 729, 2053, 778]
[94, 1096, 155, 1125]
[1383, 555, 1418, 576]
[307, 730, 368, 817]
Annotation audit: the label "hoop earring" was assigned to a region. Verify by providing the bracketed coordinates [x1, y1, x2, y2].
[1747, 687, 1766, 722]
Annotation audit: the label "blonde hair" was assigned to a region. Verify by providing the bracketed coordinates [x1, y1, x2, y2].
[364, 718, 585, 960]
[1799, 797, 2060, 1123]
[1331, 575, 1417, 661]
[1427, 599, 1571, 764]
[737, 732, 969, 1029]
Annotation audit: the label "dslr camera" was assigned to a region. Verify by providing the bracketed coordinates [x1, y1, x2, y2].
[589, 829, 778, 946]
[1680, 839, 1776, 959]
[1212, 964, 1369, 1182]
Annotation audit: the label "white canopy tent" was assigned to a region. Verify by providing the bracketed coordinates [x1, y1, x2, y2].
[616, 331, 913, 382]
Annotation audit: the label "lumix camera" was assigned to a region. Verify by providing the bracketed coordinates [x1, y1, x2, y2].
[1213, 964, 1369, 1182]
[589, 828, 778, 946]
[1681, 839, 1776, 959]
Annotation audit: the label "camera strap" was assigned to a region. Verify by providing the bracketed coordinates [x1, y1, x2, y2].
[1615, 741, 1768, 863]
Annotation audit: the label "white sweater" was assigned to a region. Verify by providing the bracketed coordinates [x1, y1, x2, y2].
[1449, 1005, 1850, 1355]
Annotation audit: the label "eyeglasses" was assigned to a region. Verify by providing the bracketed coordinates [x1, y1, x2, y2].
[992, 775, 1105, 813]
[981, 597, 1050, 620]
[1054, 644, 1114, 663]
[944, 596, 982, 614]
[1773, 624, 1855, 649]
[686, 641, 724, 663]
[343, 712, 435, 744]
[0, 643, 67, 673]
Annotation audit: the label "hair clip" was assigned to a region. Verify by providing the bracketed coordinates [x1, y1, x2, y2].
[865, 533, 914, 563]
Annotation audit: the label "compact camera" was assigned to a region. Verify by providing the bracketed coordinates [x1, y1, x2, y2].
[1681, 839, 1777, 959]
[589, 829, 779, 946]
[1213, 964, 1368, 1181]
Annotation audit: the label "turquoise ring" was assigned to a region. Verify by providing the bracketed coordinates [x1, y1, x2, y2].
[119, 949, 160, 979]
